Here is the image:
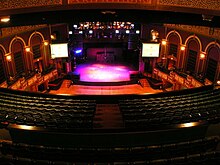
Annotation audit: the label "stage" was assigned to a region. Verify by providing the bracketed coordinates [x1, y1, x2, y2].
[71, 63, 139, 85]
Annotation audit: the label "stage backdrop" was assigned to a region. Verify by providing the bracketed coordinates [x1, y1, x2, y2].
[86, 48, 124, 63]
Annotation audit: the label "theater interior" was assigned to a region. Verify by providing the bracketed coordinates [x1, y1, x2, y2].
[0, 1, 220, 164]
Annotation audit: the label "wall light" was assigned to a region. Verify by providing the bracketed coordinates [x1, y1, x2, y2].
[180, 46, 186, 51]
[0, 16, 10, 23]
[44, 41, 49, 46]
[200, 53, 206, 60]
[6, 55, 11, 62]
[162, 40, 167, 45]
[25, 47, 31, 52]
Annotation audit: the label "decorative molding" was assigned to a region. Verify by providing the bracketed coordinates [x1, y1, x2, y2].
[0, 24, 47, 38]
[0, 0, 62, 10]
[158, 0, 220, 10]
[165, 24, 220, 41]
[68, 0, 152, 4]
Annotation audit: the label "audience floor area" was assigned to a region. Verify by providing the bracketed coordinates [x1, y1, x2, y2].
[49, 80, 163, 95]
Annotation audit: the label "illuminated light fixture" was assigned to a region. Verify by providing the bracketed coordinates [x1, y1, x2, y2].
[50, 34, 56, 40]
[180, 46, 186, 51]
[200, 53, 206, 59]
[0, 16, 10, 23]
[25, 47, 31, 52]
[73, 24, 77, 28]
[6, 55, 11, 62]
[17, 125, 35, 130]
[69, 31, 73, 35]
[75, 49, 82, 54]
[217, 80, 220, 85]
[125, 30, 130, 34]
[136, 30, 140, 34]
[162, 40, 167, 45]
[44, 41, 49, 46]
[89, 30, 93, 34]
[179, 122, 199, 128]
[115, 30, 119, 34]
[79, 31, 83, 34]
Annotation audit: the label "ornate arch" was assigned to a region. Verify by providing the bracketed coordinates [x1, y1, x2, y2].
[204, 41, 220, 53]
[0, 44, 7, 55]
[9, 36, 26, 53]
[28, 31, 45, 46]
[184, 35, 202, 51]
[166, 30, 183, 44]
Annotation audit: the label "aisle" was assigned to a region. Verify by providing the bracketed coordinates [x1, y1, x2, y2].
[93, 104, 124, 129]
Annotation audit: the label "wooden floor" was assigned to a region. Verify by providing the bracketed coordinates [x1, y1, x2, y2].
[49, 80, 163, 96]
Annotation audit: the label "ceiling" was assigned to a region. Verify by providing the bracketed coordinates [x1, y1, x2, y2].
[1, 9, 220, 28]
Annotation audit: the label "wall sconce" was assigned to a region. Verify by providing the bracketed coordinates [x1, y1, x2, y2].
[44, 41, 49, 46]
[6, 55, 11, 62]
[180, 45, 186, 51]
[217, 80, 220, 86]
[50, 34, 56, 40]
[200, 52, 206, 60]
[161, 40, 167, 45]
[25, 47, 31, 52]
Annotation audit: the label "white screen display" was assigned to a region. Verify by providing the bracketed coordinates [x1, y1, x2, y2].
[142, 43, 160, 57]
[50, 43, 69, 59]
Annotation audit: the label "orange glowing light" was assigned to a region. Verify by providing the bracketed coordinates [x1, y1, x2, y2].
[25, 47, 31, 52]
[200, 53, 205, 59]
[180, 46, 185, 51]
[162, 40, 167, 45]
[6, 55, 11, 61]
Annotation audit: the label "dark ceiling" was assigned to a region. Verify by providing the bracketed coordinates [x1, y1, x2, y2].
[1, 9, 220, 28]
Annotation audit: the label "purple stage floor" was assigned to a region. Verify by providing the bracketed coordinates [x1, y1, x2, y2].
[73, 63, 132, 82]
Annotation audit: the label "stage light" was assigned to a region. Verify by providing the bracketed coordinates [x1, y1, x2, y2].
[79, 31, 83, 34]
[115, 30, 119, 34]
[89, 30, 93, 34]
[69, 31, 73, 34]
[75, 49, 82, 54]
[73, 24, 78, 29]
[136, 30, 140, 34]
[126, 30, 130, 34]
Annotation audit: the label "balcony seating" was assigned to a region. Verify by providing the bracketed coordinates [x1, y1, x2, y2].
[119, 88, 220, 129]
[0, 136, 219, 164]
[0, 85, 219, 164]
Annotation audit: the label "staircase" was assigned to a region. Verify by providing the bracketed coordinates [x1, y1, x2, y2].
[93, 104, 124, 129]
[139, 78, 151, 88]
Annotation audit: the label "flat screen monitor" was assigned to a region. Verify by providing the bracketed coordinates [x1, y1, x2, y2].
[50, 43, 69, 59]
[142, 43, 160, 57]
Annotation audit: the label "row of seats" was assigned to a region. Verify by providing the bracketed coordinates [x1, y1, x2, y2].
[119, 88, 220, 128]
[0, 136, 219, 163]
[0, 90, 96, 130]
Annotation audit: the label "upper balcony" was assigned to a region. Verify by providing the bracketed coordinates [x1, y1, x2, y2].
[0, 0, 220, 28]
